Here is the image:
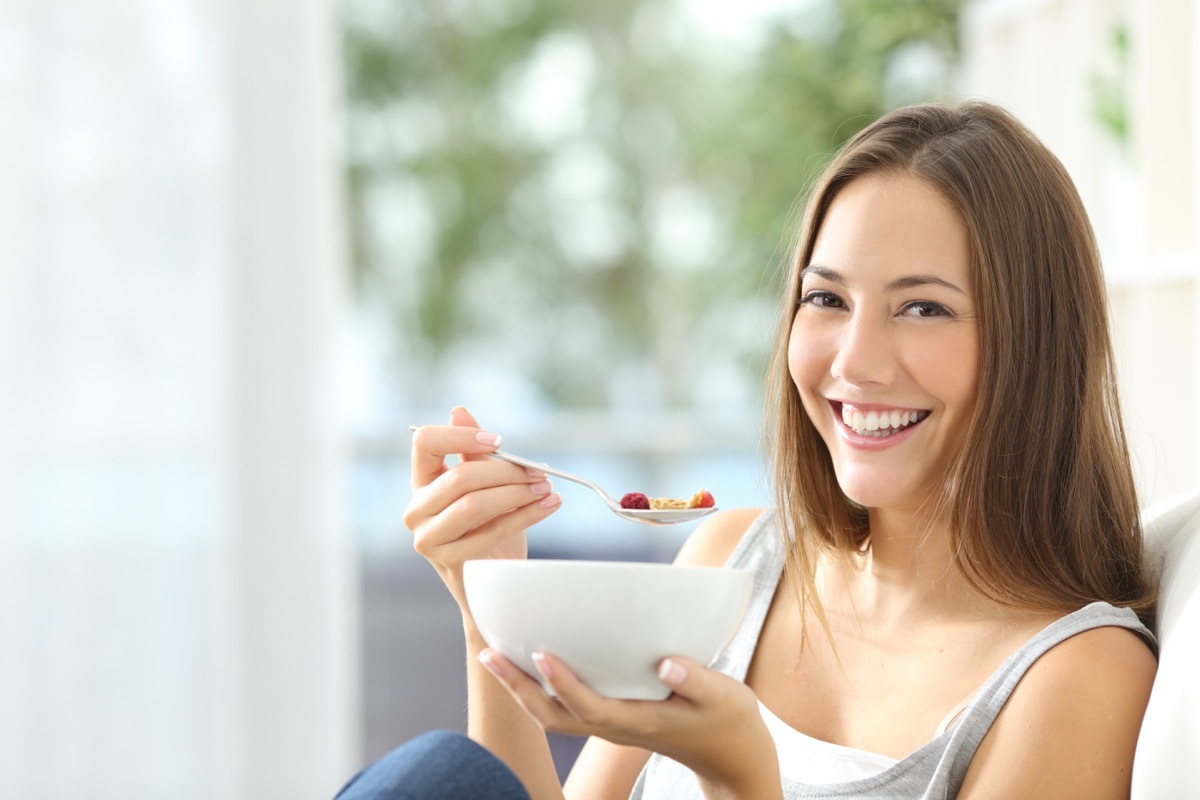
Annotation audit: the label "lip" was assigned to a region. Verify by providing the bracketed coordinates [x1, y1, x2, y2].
[829, 400, 929, 451]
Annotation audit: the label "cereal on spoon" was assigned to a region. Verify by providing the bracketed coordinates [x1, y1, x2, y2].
[619, 489, 715, 511]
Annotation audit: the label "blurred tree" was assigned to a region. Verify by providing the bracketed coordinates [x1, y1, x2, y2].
[341, 0, 963, 412]
[1089, 22, 1132, 157]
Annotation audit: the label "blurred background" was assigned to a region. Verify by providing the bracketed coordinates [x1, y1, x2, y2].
[0, 0, 1195, 797]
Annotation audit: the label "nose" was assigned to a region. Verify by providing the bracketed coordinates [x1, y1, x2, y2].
[830, 310, 897, 387]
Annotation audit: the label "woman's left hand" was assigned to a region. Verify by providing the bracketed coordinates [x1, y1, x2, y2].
[478, 649, 783, 799]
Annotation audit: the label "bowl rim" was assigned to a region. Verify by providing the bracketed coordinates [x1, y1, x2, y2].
[462, 558, 753, 577]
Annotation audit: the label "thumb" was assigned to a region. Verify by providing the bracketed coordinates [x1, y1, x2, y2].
[449, 406, 480, 428]
[657, 656, 707, 698]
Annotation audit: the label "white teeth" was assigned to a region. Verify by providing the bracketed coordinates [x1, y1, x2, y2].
[840, 405, 927, 437]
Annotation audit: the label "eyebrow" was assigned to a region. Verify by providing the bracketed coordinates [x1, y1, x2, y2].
[799, 265, 968, 296]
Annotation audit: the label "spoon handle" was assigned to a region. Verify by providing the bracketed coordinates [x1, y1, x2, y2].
[491, 449, 617, 506]
[407, 426, 618, 507]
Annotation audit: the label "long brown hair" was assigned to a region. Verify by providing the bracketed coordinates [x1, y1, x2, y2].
[767, 101, 1155, 626]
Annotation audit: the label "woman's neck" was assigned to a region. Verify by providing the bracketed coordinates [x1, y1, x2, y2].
[825, 507, 997, 631]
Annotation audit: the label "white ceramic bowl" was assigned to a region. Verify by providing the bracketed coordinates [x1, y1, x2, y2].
[463, 559, 754, 700]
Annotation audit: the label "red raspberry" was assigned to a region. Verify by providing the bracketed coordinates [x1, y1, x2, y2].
[620, 492, 650, 509]
[694, 490, 715, 508]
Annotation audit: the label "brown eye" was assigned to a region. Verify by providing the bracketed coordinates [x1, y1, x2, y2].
[798, 291, 845, 309]
[901, 301, 950, 318]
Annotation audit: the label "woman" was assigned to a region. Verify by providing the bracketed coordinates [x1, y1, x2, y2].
[342, 101, 1157, 799]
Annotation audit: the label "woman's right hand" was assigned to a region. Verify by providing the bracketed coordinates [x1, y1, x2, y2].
[403, 406, 562, 607]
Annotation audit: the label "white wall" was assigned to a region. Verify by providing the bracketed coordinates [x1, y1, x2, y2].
[0, 1, 359, 798]
[960, 0, 1200, 506]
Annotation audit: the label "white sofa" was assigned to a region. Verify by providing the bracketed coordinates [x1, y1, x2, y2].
[1132, 490, 1200, 797]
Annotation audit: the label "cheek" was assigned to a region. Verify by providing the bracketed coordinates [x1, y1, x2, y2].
[950, 336, 981, 410]
[787, 315, 820, 387]
[909, 333, 980, 414]
[788, 319, 832, 424]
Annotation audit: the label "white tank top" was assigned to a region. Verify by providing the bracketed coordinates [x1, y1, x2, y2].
[758, 700, 898, 783]
[758, 682, 977, 783]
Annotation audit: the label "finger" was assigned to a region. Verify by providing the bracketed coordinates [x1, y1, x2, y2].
[532, 652, 603, 707]
[528, 652, 689, 747]
[410, 480, 560, 554]
[478, 649, 588, 735]
[530, 652, 601, 706]
[450, 407, 493, 464]
[417, 457, 547, 515]
[478, 647, 538, 689]
[410, 409, 502, 488]
[405, 457, 550, 539]
[529, 652, 637, 732]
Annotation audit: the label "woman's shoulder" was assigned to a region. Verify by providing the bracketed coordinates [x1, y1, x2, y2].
[672, 507, 767, 568]
[1011, 621, 1157, 723]
[1006, 613, 1156, 725]
[959, 619, 1156, 798]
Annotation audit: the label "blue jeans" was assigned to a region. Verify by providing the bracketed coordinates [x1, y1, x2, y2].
[334, 730, 532, 800]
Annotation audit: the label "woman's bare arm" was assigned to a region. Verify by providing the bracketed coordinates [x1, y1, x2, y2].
[405, 409, 567, 798]
[958, 625, 1156, 799]
[466, 621, 567, 799]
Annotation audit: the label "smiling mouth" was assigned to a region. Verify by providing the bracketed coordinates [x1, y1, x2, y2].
[837, 402, 931, 438]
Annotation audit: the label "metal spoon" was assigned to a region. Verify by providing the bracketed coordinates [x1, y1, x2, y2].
[408, 425, 718, 526]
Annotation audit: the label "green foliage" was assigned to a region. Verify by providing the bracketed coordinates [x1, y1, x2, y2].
[341, 0, 963, 410]
[1089, 23, 1132, 156]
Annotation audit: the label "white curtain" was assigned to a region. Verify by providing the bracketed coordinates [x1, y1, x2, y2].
[0, 1, 359, 798]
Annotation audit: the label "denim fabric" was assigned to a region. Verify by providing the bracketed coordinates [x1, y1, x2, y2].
[334, 730, 532, 800]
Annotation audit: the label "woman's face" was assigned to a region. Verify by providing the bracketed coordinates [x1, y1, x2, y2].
[788, 173, 980, 515]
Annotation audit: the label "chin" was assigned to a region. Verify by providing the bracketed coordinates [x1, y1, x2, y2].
[834, 472, 932, 514]
[840, 489, 901, 511]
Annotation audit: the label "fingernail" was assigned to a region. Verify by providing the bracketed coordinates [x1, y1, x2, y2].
[658, 658, 687, 686]
[540, 492, 562, 509]
[529, 480, 552, 497]
[526, 468, 546, 479]
[475, 431, 502, 448]
[532, 652, 552, 681]
[478, 650, 503, 679]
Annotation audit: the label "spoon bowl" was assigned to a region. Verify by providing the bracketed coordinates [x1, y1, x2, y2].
[604, 507, 718, 524]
